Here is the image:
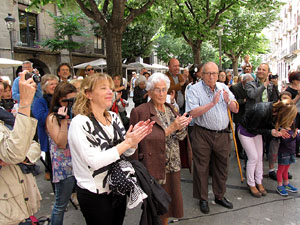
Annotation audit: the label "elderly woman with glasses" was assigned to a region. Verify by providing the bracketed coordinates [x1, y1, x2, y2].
[130, 72, 192, 225]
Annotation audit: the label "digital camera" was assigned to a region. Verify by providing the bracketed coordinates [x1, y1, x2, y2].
[25, 72, 41, 83]
[53, 97, 76, 120]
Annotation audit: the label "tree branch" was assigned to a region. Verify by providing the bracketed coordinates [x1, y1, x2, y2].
[124, 0, 155, 27]
[210, 2, 236, 29]
[103, 0, 109, 16]
[182, 31, 192, 46]
[185, 0, 198, 23]
[174, 0, 188, 24]
[75, 0, 107, 27]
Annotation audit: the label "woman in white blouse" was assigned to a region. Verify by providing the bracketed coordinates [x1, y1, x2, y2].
[68, 73, 154, 225]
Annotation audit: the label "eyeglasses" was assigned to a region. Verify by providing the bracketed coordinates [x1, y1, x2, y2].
[153, 88, 167, 94]
[86, 68, 94, 72]
[203, 72, 218, 76]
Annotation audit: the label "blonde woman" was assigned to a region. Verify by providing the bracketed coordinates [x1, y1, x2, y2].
[68, 73, 154, 225]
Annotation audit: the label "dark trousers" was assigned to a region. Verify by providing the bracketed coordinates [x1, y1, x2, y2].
[235, 124, 244, 157]
[191, 125, 231, 201]
[76, 186, 126, 225]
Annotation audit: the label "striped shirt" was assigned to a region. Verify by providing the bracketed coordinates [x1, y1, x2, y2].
[186, 80, 236, 130]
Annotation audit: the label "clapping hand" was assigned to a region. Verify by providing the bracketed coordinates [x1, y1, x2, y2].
[125, 120, 155, 148]
[171, 113, 193, 131]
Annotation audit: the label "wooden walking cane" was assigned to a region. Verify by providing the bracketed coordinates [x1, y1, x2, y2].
[227, 109, 244, 183]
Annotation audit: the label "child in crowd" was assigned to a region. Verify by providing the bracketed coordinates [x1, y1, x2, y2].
[269, 91, 293, 181]
[276, 99, 299, 195]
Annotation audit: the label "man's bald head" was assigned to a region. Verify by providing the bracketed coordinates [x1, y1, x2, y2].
[168, 58, 180, 76]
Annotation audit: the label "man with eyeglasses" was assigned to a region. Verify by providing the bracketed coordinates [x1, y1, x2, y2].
[85, 65, 95, 76]
[166, 58, 188, 114]
[186, 62, 238, 214]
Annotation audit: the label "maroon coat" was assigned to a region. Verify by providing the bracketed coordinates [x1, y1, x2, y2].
[130, 101, 192, 180]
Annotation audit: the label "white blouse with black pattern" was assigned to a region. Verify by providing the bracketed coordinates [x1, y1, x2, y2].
[68, 111, 135, 194]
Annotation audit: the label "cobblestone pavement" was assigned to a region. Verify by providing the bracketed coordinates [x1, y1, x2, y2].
[35, 98, 300, 224]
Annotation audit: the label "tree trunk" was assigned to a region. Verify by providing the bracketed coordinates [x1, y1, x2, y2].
[191, 41, 202, 65]
[232, 57, 239, 77]
[104, 28, 123, 76]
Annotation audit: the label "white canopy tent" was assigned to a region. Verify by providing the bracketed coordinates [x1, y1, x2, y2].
[73, 58, 107, 70]
[0, 58, 23, 68]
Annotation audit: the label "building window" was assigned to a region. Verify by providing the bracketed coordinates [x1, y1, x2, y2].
[94, 36, 104, 54]
[19, 10, 38, 47]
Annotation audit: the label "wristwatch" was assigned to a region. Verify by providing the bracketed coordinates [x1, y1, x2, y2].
[227, 100, 232, 105]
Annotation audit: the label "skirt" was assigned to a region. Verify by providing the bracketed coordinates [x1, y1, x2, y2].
[160, 171, 183, 219]
[278, 152, 296, 165]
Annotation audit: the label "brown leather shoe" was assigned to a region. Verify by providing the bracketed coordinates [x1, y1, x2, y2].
[256, 184, 267, 196]
[249, 185, 262, 198]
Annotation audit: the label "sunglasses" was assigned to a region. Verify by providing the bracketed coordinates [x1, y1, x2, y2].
[86, 68, 94, 72]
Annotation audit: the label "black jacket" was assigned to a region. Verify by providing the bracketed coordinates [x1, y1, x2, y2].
[240, 102, 274, 137]
[131, 160, 171, 225]
[133, 86, 148, 108]
[230, 82, 247, 124]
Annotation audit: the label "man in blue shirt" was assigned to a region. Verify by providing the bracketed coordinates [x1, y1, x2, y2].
[12, 61, 42, 105]
[186, 62, 239, 214]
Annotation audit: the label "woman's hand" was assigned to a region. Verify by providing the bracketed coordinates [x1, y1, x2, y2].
[57, 106, 68, 119]
[116, 91, 122, 100]
[271, 128, 290, 138]
[166, 113, 192, 136]
[18, 70, 37, 116]
[124, 120, 155, 149]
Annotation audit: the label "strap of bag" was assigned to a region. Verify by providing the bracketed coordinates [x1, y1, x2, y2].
[89, 113, 124, 144]
[89, 113, 125, 182]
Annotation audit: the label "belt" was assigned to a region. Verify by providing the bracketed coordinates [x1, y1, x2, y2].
[197, 125, 229, 133]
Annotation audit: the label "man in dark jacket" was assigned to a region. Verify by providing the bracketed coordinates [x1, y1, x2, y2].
[230, 74, 253, 159]
[244, 63, 284, 180]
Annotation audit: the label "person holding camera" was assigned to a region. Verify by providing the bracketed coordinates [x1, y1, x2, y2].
[68, 73, 154, 225]
[12, 61, 42, 107]
[0, 70, 42, 224]
[32, 74, 59, 181]
[46, 82, 77, 225]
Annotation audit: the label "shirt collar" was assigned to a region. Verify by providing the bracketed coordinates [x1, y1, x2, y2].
[202, 80, 219, 96]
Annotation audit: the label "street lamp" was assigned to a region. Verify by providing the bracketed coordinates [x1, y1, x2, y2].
[217, 25, 224, 71]
[4, 13, 16, 79]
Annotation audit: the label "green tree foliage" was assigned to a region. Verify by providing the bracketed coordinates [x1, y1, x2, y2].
[219, 2, 281, 76]
[122, 9, 162, 63]
[40, 11, 87, 74]
[164, 0, 239, 65]
[30, 0, 155, 76]
[41, 11, 86, 52]
[154, 33, 220, 67]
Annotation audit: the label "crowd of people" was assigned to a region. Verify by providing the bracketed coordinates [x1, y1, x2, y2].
[0, 56, 299, 225]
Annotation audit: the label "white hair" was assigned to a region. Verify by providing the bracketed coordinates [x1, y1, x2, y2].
[136, 75, 147, 86]
[146, 72, 170, 91]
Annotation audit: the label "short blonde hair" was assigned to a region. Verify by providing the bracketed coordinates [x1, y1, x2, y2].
[73, 73, 114, 116]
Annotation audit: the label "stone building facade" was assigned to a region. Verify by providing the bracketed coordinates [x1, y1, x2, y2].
[0, 0, 106, 82]
[263, 0, 300, 83]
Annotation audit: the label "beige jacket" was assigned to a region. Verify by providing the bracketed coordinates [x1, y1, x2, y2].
[0, 114, 41, 225]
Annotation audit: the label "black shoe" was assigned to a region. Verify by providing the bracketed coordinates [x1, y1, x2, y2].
[269, 171, 277, 181]
[199, 200, 209, 214]
[288, 172, 293, 179]
[215, 197, 233, 209]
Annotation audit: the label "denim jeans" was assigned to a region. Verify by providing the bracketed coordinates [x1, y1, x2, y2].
[51, 176, 76, 225]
